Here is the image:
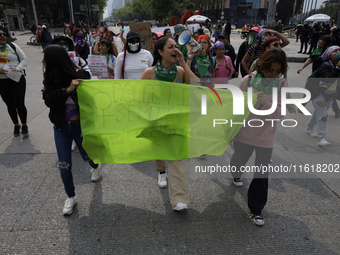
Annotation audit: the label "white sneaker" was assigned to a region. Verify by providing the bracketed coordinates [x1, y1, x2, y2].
[233, 178, 243, 187]
[63, 197, 76, 215]
[158, 172, 167, 188]
[90, 163, 101, 182]
[71, 140, 77, 151]
[306, 130, 317, 138]
[173, 202, 188, 211]
[248, 213, 264, 226]
[318, 139, 331, 147]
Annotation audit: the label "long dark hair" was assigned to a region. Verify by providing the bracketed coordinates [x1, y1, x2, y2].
[43, 45, 80, 89]
[163, 28, 171, 36]
[257, 48, 288, 76]
[318, 35, 332, 61]
[152, 36, 170, 66]
[99, 40, 114, 55]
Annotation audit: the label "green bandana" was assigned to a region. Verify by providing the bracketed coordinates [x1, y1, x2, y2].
[248, 34, 256, 46]
[260, 36, 270, 46]
[61, 43, 69, 51]
[249, 72, 280, 94]
[312, 47, 324, 56]
[196, 54, 210, 78]
[155, 61, 178, 82]
[100, 53, 110, 63]
[0, 42, 7, 51]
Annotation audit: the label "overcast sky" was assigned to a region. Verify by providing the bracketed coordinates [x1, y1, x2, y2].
[103, 0, 327, 19]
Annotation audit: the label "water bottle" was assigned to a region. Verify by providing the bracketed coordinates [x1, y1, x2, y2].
[335, 53, 340, 61]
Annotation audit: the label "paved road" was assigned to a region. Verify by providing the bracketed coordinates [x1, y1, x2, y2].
[0, 30, 339, 254]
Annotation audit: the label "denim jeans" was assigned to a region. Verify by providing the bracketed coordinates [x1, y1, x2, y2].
[307, 92, 335, 141]
[54, 119, 98, 198]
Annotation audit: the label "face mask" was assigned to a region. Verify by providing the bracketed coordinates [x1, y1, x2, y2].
[127, 41, 141, 53]
[61, 43, 69, 51]
[261, 36, 270, 46]
[248, 33, 256, 46]
[76, 35, 84, 44]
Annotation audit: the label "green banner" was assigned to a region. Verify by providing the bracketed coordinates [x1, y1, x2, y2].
[77, 80, 255, 163]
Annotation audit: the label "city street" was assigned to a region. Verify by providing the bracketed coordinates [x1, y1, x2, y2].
[0, 29, 339, 254]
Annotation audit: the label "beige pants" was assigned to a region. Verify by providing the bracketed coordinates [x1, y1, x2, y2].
[154, 160, 190, 208]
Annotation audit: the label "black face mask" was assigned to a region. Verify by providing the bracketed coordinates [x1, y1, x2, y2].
[127, 38, 141, 53]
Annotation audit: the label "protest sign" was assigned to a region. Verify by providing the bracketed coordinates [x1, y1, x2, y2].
[129, 22, 152, 52]
[87, 55, 108, 78]
[77, 80, 255, 164]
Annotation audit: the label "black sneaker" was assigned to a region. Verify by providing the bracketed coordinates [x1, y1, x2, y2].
[248, 213, 265, 226]
[21, 125, 29, 137]
[335, 110, 340, 119]
[233, 178, 243, 187]
[14, 125, 21, 137]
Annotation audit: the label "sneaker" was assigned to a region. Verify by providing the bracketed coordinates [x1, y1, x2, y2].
[335, 110, 340, 118]
[306, 129, 317, 138]
[90, 163, 101, 182]
[318, 139, 331, 147]
[13, 125, 21, 137]
[233, 178, 243, 187]
[71, 140, 76, 151]
[21, 125, 29, 137]
[248, 213, 265, 226]
[158, 172, 167, 188]
[63, 197, 76, 215]
[173, 202, 188, 211]
[199, 154, 206, 159]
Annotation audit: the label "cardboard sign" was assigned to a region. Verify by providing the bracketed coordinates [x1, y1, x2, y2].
[87, 55, 108, 78]
[129, 22, 152, 52]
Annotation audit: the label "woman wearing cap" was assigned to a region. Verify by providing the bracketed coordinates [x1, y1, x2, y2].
[241, 29, 290, 75]
[187, 35, 216, 79]
[40, 25, 52, 49]
[115, 31, 153, 79]
[0, 26, 29, 137]
[236, 27, 259, 77]
[306, 46, 340, 146]
[141, 36, 199, 211]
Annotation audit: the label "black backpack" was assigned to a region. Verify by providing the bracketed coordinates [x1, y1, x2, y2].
[8, 42, 26, 76]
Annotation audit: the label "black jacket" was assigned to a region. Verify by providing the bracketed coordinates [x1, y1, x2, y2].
[43, 82, 79, 130]
[312, 61, 340, 99]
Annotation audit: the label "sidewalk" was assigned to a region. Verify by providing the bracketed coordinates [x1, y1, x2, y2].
[0, 32, 339, 255]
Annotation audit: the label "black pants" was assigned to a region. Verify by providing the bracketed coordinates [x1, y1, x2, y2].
[300, 37, 308, 53]
[230, 141, 272, 215]
[308, 38, 318, 54]
[0, 76, 27, 125]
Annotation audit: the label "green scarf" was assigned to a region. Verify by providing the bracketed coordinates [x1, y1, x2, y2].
[248, 34, 256, 46]
[0, 42, 7, 51]
[312, 47, 324, 56]
[260, 36, 270, 46]
[155, 61, 178, 82]
[249, 72, 280, 94]
[195, 54, 210, 78]
[100, 52, 110, 63]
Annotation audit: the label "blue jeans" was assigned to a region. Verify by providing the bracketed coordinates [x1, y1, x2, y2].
[214, 31, 221, 42]
[307, 92, 335, 141]
[54, 119, 98, 198]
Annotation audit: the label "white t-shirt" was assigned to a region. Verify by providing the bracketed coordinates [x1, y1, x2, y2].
[114, 49, 153, 79]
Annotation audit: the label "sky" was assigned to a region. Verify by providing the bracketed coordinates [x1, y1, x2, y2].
[103, 0, 326, 19]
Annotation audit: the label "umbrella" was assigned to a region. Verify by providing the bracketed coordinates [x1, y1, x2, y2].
[304, 14, 330, 23]
[187, 15, 211, 23]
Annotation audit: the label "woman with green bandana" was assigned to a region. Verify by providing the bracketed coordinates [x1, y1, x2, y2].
[99, 40, 115, 79]
[141, 36, 198, 211]
[0, 26, 29, 137]
[297, 35, 340, 118]
[187, 35, 216, 79]
[241, 29, 290, 75]
[230, 49, 288, 226]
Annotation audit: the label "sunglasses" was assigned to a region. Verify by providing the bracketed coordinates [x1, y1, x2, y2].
[199, 41, 208, 45]
[0, 33, 6, 37]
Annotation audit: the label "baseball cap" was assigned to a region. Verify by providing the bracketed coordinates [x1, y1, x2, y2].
[218, 32, 227, 39]
[250, 27, 260, 33]
[126, 31, 140, 39]
[42, 25, 46, 28]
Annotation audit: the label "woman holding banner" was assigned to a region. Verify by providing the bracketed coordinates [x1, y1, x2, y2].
[230, 49, 288, 226]
[42, 45, 101, 215]
[141, 36, 199, 211]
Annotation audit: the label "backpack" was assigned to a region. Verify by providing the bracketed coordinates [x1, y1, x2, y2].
[8, 42, 26, 76]
[304, 61, 332, 100]
[43, 31, 52, 43]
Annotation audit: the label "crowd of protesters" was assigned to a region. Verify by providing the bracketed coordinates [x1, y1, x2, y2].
[2, 17, 340, 227]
